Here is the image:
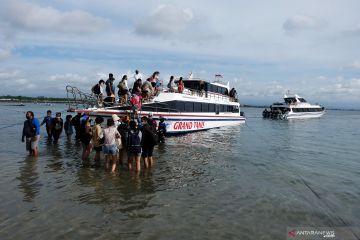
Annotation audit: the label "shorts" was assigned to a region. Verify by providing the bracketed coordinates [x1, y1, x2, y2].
[103, 144, 117, 155]
[26, 136, 40, 151]
[141, 145, 154, 158]
[93, 146, 102, 152]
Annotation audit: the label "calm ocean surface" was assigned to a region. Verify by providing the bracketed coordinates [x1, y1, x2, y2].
[0, 103, 359, 239]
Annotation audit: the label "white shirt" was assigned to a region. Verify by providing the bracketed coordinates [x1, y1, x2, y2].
[134, 73, 143, 81]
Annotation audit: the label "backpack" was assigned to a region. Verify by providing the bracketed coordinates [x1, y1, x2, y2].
[118, 81, 126, 91]
[128, 130, 141, 153]
[92, 84, 101, 95]
[149, 124, 158, 145]
[54, 119, 62, 131]
[117, 123, 129, 146]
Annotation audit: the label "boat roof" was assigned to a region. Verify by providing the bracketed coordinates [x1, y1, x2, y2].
[180, 77, 230, 89]
[284, 94, 302, 99]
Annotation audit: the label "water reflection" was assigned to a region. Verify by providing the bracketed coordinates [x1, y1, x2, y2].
[17, 156, 41, 202]
[75, 166, 156, 218]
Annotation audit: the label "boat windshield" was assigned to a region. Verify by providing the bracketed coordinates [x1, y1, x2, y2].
[298, 98, 307, 103]
[284, 97, 297, 104]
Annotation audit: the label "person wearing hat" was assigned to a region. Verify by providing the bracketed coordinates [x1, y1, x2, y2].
[103, 118, 121, 173]
[112, 114, 121, 128]
[92, 116, 104, 163]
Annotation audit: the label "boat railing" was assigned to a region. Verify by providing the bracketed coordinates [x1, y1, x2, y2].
[66, 85, 98, 111]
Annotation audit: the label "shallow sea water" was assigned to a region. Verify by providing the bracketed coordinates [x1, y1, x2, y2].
[0, 103, 359, 239]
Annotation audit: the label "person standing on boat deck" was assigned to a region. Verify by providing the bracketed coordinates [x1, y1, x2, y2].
[178, 77, 184, 93]
[132, 78, 142, 96]
[105, 73, 116, 103]
[134, 69, 142, 82]
[103, 118, 121, 173]
[80, 115, 92, 161]
[91, 79, 105, 96]
[92, 116, 104, 163]
[91, 79, 105, 105]
[141, 78, 154, 101]
[64, 115, 74, 139]
[51, 112, 63, 144]
[117, 115, 130, 167]
[117, 75, 129, 105]
[22, 111, 40, 157]
[150, 71, 160, 88]
[41, 110, 53, 138]
[127, 120, 142, 172]
[167, 76, 176, 92]
[140, 116, 157, 169]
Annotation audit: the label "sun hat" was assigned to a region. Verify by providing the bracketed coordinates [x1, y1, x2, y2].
[112, 114, 120, 121]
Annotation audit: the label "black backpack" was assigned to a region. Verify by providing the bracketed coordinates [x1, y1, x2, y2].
[150, 124, 158, 145]
[128, 130, 141, 153]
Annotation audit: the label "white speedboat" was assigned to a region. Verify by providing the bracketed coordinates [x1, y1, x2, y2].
[67, 77, 246, 134]
[263, 93, 325, 119]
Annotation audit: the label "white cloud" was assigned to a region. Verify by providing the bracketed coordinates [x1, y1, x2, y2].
[136, 4, 193, 36]
[1, 0, 110, 34]
[349, 60, 360, 69]
[343, 23, 360, 37]
[135, 3, 221, 43]
[318, 77, 360, 97]
[283, 14, 327, 35]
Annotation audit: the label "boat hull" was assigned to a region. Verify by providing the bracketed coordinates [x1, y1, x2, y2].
[75, 108, 245, 134]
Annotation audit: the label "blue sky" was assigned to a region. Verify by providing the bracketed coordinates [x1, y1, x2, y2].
[0, 0, 360, 108]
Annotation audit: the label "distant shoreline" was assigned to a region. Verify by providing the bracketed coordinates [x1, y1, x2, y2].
[0, 95, 68, 104]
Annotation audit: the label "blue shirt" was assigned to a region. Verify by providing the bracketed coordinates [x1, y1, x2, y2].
[33, 118, 40, 136]
[42, 116, 52, 128]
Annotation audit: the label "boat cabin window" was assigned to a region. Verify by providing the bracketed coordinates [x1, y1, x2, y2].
[298, 98, 307, 103]
[142, 101, 239, 113]
[182, 80, 228, 95]
[292, 108, 323, 112]
[284, 97, 297, 104]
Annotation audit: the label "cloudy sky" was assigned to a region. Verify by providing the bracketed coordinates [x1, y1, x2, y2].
[1, 0, 360, 108]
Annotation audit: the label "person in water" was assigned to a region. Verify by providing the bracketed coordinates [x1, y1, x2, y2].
[140, 116, 157, 169]
[80, 115, 92, 161]
[117, 115, 130, 167]
[64, 115, 74, 139]
[127, 120, 142, 172]
[157, 116, 166, 143]
[92, 116, 104, 163]
[71, 113, 82, 140]
[103, 118, 121, 173]
[22, 111, 40, 157]
[41, 110, 53, 138]
[51, 112, 63, 144]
